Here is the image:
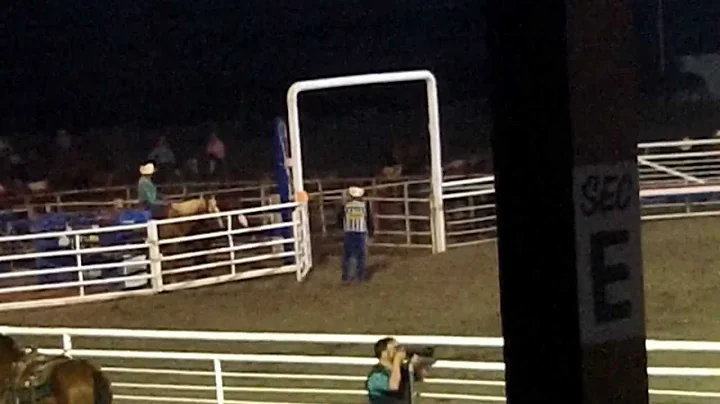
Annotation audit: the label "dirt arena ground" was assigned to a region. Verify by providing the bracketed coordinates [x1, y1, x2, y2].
[3, 217, 720, 403]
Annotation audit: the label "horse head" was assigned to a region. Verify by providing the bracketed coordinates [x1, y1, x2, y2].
[205, 195, 249, 230]
[205, 195, 225, 230]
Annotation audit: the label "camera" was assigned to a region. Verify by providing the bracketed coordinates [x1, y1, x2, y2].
[400, 346, 436, 367]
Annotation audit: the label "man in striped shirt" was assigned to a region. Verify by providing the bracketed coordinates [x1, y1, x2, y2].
[337, 186, 374, 284]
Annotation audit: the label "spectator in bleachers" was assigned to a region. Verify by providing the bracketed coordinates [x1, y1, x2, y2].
[148, 136, 177, 183]
[205, 131, 227, 180]
[184, 156, 201, 181]
[56, 129, 72, 151]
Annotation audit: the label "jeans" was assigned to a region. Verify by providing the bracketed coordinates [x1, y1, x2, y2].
[144, 203, 167, 219]
[342, 232, 368, 282]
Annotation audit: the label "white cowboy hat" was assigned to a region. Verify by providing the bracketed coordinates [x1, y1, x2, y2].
[139, 162, 155, 175]
[348, 186, 365, 198]
[27, 180, 48, 193]
[679, 137, 692, 151]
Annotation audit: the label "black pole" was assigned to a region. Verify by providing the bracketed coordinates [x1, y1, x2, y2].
[487, 0, 649, 403]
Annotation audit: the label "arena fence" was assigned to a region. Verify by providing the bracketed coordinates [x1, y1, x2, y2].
[7, 137, 720, 214]
[0, 326, 717, 403]
[0, 202, 312, 311]
[5, 138, 720, 252]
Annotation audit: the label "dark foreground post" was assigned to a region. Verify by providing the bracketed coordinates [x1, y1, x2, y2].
[487, 0, 649, 403]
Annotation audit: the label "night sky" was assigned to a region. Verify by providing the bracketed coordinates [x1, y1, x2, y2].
[0, 0, 717, 134]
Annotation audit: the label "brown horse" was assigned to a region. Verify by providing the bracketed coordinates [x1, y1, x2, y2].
[157, 195, 248, 284]
[0, 334, 112, 404]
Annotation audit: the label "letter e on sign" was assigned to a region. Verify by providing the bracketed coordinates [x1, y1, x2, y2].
[573, 161, 645, 344]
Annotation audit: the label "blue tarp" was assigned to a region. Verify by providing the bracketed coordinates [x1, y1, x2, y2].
[641, 192, 720, 205]
[16, 210, 149, 283]
[272, 117, 295, 265]
[111, 209, 151, 246]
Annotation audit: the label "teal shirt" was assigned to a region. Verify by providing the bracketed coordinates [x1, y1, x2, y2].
[366, 366, 391, 401]
[138, 177, 161, 205]
[365, 364, 411, 404]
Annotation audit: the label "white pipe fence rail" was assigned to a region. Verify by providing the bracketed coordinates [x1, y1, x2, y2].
[0, 201, 312, 311]
[2, 137, 720, 309]
[5, 138, 718, 249]
[2, 137, 716, 211]
[0, 326, 717, 403]
[1, 177, 396, 214]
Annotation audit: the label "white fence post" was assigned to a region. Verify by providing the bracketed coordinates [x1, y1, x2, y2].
[293, 208, 304, 282]
[62, 334, 73, 357]
[293, 204, 312, 282]
[74, 234, 85, 296]
[403, 183, 411, 245]
[146, 221, 163, 293]
[302, 201, 313, 272]
[213, 358, 225, 404]
[226, 213, 236, 276]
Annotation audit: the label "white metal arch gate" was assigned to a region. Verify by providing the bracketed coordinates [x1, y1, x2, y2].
[285, 70, 448, 253]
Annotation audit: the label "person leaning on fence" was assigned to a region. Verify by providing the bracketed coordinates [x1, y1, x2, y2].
[365, 337, 429, 404]
[336, 186, 374, 284]
[137, 162, 168, 219]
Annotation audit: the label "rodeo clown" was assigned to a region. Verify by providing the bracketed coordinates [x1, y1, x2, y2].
[336, 186, 375, 284]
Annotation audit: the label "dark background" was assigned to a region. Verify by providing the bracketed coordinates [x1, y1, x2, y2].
[1, 1, 716, 131]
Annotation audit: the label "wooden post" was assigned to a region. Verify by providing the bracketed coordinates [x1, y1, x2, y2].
[488, 0, 649, 402]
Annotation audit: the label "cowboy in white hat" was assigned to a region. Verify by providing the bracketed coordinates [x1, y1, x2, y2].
[138, 161, 167, 218]
[336, 186, 374, 284]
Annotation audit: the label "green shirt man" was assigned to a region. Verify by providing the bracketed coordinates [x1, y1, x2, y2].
[138, 162, 165, 218]
[365, 338, 412, 404]
[366, 364, 410, 404]
[137, 176, 161, 207]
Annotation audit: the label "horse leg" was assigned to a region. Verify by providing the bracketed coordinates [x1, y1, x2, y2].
[161, 244, 177, 284]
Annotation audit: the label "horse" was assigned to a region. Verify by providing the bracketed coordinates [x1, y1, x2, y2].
[157, 195, 248, 284]
[0, 334, 112, 404]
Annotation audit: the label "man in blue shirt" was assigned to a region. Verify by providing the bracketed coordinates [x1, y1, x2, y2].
[336, 186, 374, 284]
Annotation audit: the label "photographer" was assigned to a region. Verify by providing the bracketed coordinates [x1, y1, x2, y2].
[365, 337, 434, 404]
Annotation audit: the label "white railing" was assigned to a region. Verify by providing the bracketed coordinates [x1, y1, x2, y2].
[307, 172, 720, 250]
[0, 202, 311, 311]
[0, 326, 717, 403]
[638, 137, 720, 186]
[4, 137, 719, 211]
[2, 177, 390, 214]
[4, 139, 720, 254]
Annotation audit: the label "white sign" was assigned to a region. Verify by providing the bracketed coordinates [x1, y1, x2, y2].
[573, 161, 646, 344]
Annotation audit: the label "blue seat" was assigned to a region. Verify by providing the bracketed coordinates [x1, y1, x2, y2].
[116, 210, 151, 225]
[32, 213, 76, 284]
[104, 210, 151, 247]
